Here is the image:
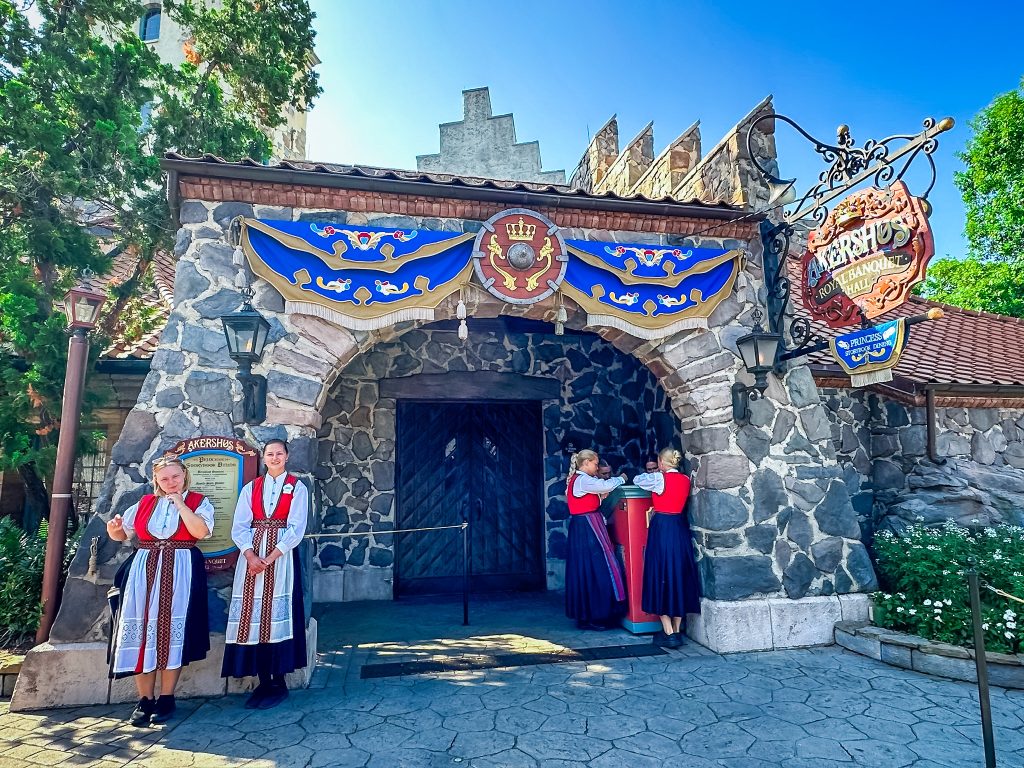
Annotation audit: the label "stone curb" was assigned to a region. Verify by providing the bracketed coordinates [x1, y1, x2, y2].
[0, 653, 24, 699]
[835, 620, 1024, 688]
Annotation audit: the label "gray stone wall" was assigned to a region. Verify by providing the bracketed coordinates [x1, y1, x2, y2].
[415, 88, 565, 184]
[314, 327, 676, 598]
[820, 387, 1024, 537]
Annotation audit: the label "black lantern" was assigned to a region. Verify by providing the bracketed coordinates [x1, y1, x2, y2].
[62, 277, 107, 332]
[732, 309, 782, 423]
[221, 299, 270, 424]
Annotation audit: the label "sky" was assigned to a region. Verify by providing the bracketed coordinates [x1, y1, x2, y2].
[304, 0, 1023, 262]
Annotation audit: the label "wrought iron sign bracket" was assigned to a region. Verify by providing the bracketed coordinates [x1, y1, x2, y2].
[745, 113, 953, 369]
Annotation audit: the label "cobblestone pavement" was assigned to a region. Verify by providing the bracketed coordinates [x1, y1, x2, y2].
[2, 595, 1023, 767]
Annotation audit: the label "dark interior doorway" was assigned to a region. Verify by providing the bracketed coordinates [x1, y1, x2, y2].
[395, 400, 545, 596]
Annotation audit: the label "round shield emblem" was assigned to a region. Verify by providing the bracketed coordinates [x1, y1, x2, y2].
[472, 209, 567, 304]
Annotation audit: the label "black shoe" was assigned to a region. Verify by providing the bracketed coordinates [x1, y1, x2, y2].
[129, 697, 155, 727]
[257, 683, 289, 710]
[245, 684, 270, 709]
[653, 631, 681, 648]
[150, 695, 176, 724]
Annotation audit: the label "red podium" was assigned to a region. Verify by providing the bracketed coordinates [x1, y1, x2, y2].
[608, 484, 661, 633]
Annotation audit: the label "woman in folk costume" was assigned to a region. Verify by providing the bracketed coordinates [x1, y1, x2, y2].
[222, 438, 308, 710]
[565, 449, 629, 630]
[106, 455, 214, 726]
[633, 447, 701, 648]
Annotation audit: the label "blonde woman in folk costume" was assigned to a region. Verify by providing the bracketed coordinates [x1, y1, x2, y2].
[565, 449, 629, 630]
[106, 455, 214, 726]
[633, 447, 701, 648]
[222, 439, 309, 710]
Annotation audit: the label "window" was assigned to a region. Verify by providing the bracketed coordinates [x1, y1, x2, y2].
[139, 6, 161, 42]
[73, 436, 110, 527]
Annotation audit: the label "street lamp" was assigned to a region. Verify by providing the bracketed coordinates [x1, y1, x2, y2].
[37, 274, 108, 643]
[221, 296, 270, 424]
[732, 309, 781, 424]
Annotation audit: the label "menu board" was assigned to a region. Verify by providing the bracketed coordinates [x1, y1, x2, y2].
[167, 437, 259, 572]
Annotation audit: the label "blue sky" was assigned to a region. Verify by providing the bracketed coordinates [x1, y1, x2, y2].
[305, 0, 1022, 261]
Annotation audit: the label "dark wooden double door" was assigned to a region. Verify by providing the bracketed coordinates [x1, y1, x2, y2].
[395, 401, 545, 596]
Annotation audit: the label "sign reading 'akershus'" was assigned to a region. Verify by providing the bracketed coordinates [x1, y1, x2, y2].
[801, 180, 935, 328]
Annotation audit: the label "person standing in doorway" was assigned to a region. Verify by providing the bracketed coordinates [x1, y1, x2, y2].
[106, 455, 214, 726]
[633, 447, 701, 647]
[222, 439, 308, 709]
[565, 449, 628, 630]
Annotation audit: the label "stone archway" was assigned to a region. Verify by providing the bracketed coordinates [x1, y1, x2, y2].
[18, 198, 878, 711]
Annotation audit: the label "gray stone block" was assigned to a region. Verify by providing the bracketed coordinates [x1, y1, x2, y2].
[194, 288, 244, 319]
[753, 469, 787, 523]
[184, 371, 234, 413]
[268, 370, 322, 406]
[179, 201, 209, 224]
[811, 537, 844, 573]
[737, 426, 770, 464]
[696, 454, 750, 489]
[181, 323, 233, 367]
[173, 261, 211, 306]
[701, 554, 781, 600]
[813, 480, 861, 539]
[110, 409, 158, 464]
[835, 628, 881, 660]
[212, 201, 254, 226]
[155, 387, 186, 409]
[787, 367, 819, 407]
[690, 490, 749, 531]
[783, 553, 816, 599]
[912, 649, 976, 682]
[844, 542, 878, 590]
[800, 407, 832, 443]
[686, 426, 730, 454]
[745, 524, 778, 554]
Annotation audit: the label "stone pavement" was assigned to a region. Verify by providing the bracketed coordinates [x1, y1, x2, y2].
[2, 594, 1024, 767]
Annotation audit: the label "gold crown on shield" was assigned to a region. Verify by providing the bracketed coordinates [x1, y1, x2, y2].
[506, 217, 536, 241]
[833, 196, 866, 227]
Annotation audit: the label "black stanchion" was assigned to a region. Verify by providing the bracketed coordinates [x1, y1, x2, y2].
[462, 516, 470, 627]
[966, 557, 997, 768]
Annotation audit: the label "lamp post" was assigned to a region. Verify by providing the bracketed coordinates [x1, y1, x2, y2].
[36, 276, 107, 643]
[732, 308, 781, 423]
[221, 294, 270, 425]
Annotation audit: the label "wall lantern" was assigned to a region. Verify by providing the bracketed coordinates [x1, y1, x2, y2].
[62, 274, 108, 332]
[732, 308, 781, 423]
[221, 298, 270, 424]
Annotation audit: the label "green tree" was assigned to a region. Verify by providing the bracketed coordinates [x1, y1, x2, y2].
[956, 77, 1024, 264]
[0, 0, 320, 530]
[917, 256, 1024, 318]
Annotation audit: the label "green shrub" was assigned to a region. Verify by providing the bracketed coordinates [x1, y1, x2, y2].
[0, 518, 81, 647]
[873, 521, 1024, 654]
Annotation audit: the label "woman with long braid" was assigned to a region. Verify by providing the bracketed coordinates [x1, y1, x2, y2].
[222, 439, 308, 710]
[564, 449, 628, 630]
[633, 447, 701, 647]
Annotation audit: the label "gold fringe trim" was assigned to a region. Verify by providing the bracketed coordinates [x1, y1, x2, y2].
[585, 313, 708, 340]
[285, 300, 435, 330]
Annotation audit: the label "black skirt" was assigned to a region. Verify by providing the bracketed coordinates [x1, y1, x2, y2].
[641, 512, 701, 617]
[221, 548, 308, 679]
[565, 512, 627, 624]
[108, 546, 210, 679]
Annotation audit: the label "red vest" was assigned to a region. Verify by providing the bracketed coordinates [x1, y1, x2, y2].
[252, 473, 297, 521]
[566, 474, 600, 515]
[134, 492, 204, 542]
[652, 472, 690, 514]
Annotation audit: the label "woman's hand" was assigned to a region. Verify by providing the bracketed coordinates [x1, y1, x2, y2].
[244, 550, 268, 575]
[166, 492, 186, 510]
[107, 515, 127, 541]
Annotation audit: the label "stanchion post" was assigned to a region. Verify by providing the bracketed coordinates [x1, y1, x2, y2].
[967, 557, 997, 768]
[462, 516, 470, 626]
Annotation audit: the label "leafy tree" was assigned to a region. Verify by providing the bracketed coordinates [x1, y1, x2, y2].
[956, 77, 1024, 264]
[917, 256, 1024, 318]
[0, 0, 320, 530]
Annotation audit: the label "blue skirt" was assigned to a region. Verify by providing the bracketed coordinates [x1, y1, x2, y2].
[109, 546, 210, 679]
[221, 548, 308, 678]
[641, 512, 701, 617]
[565, 513, 627, 624]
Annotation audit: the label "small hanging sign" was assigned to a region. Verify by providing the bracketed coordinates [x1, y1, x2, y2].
[829, 319, 908, 387]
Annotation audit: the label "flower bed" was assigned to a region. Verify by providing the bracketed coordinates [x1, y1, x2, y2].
[872, 521, 1024, 654]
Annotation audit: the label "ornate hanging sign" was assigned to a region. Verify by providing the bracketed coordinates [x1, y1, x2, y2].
[801, 181, 935, 329]
[472, 209, 567, 304]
